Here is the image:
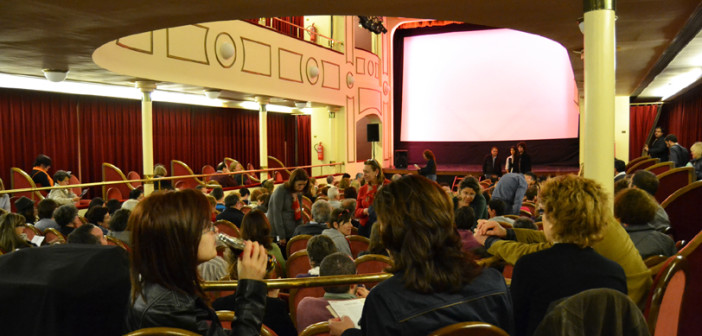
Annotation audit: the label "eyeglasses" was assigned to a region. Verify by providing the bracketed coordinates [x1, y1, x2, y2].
[537, 208, 545, 215]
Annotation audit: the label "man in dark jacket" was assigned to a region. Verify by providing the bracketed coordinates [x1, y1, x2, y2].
[216, 193, 245, 227]
[482, 146, 504, 180]
[644, 127, 668, 162]
[665, 134, 690, 168]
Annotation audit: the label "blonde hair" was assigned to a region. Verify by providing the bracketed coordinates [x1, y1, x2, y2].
[539, 175, 609, 247]
[691, 142, 702, 159]
[153, 164, 167, 177]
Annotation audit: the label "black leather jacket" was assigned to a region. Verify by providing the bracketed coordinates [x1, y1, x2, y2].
[126, 279, 266, 336]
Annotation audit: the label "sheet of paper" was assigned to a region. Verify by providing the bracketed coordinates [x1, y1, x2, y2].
[31, 235, 45, 246]
[328, 298, 365, 328]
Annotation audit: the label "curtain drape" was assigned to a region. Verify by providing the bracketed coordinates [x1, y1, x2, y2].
[659, 83, 702, 149]
[629, 104, 659, 161]
[267, 114, 295, 166]
[296, 115, 311, 173]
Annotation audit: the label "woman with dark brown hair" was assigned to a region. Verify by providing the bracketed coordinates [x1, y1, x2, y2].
[354, 159, 389, 237]
[413, 149, 437, 181]
[240, 210, 286, 274]
[266, 168, 310, 247]
[126, 189, 269, 336]
[330, 175, 514, 336]
[0, 213, 31, 253]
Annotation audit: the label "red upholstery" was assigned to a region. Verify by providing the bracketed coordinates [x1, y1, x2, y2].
[626, 156, 650, 171]
[643, 255, 687, 335]
[102, 163, 133, 200]
[274, 171, 284, 183]
[201, 165, 215, 182]
[10, 167, 44, 202]
[354, 254, 393, 289]
[645, 161, 673, 176]
[127, 171, 142, 189]
[677, 230, 702, 336]
[268, 156, 291, 180]
[43, 228, 66, 244]
[286, 250, 311, 278]
[106, 187, 123, 201]
[290, 286, 326, 330]
[23, 224, 40, 240]
[286, 234, 311, 256]
[346, 235, 370, 258]
[170, 160, 203, 189]
[451, 176, 464, 192]
[214, 220, 240, 238]
[626, 158, 659, 174]
[661, 180, 702, 242]
[301, 196, 312, 212]
[655, 167, 695, 204]
[247, 162, 259, 180]
[68, 174, 91, 209]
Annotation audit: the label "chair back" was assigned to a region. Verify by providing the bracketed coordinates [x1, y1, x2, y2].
[105, 235, 129, 250]
[67, 174, 82, 196]
[675, 230, 702, 336]
[299, 321, 330, 336]
[660, 180, 702, 242]
[43, 228, 66, 244]
[241, 205, 252, 215]
[127, 171, 142, 189]
[428, 322, 510, 336]
[519, 209, 533, 218]
[521, 201, 536, 216]
[451, 176, 464, 192]
[643, 255, 669, 269]
[354, 254, 393, 289]
[347, 235, 370, 258]
[201, 165, 215, 182]
[302, 196, 312, 212]
[290, 286, 326, 330]
[644, 161, 673, 176]
[644, 255, 687, 336]
[23, 224, 42, 240]
[106, 187, 123, 201]
[626, 158, 660, 174]
[247, 162, 259, 180]
[655, 167, 695, 204]
[626, 156, 650, 171]
[261, 324, 279, 336]
[171, 160, 204, 189]
[268, 156, 292, 180]
[102, 163, 134, 200]
[274, 171, 284, 183]
[286, 250, 312, 278]
[533, 288, 649, 336]
[287, 234, 312, 256]
[124, 327, 200, 336]
[10, 167, 44, 201]
[214, 220, 240, 238]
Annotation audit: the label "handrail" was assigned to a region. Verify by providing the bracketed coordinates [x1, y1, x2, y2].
[269, 17, 341, 46]
[0, 162, 344, 195]
[202, 272, 392, 291]
[250, 17, 342, 49]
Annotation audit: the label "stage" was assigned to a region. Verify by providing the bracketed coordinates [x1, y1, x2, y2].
[384, 163, 579, 185]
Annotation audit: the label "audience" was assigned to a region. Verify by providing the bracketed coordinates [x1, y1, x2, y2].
[0, 179, 10, 213]
[216, 193, 245, 227]
[665, 134, 690, 168]
[210, 186, 226, 212]
[513, 217, 538, 230]
[240, 210, 287, 275]
[491, 173, 528, 216]
[615, 188, 676, 259]
[354, 159, 389, 237]
[515, 142, 532, 174]
[240, 187, 251, 205]
[293, 199, 331, 237]
[323, 208, 353, 256]
[210, 161, 237, 188]
[327, 186, 342, 209]
[30, 154, 53, 187]
[505, 146, 517, 173]
[34, 198, 59, 232]
[121, 189, 143, 211]
[454, 176, 488, 220]
[152, 164, 173, 190]
[482, 146, 503, 181]
[107, 209, 131, 247]
[54, 204, 83, 237]
[267, 168, 310, 246]
[357, 222, 388, 257]
[105, 199, 123, 215]
[85, 206, 110, 234]
[255, 193, 270, 213]
[330, 175, 513, 336]
[67, 223, 107, 245]
[455, 206, 482, 255]
[630, 170, 670, 232]
[47, 170, 81, 205]
[297, 253, 369, 333]
[689, 141, 702, 180]
[0, 213, 31, 252]
[343, 186, 357, 200]
[614, 158, 627, 182]
[487, 199, 514, 225]
[299, 235, 337, 278]
[507, 175, 627, 336]
[14, 196, 36, 225]
[88, 197, 105, 211]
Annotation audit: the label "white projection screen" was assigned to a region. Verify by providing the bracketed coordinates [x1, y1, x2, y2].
[400, 29, 579, 142]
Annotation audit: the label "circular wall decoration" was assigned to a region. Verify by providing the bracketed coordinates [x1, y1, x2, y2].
[368, 61, 375, 76]
[215, 32, 236, 68]
[383, 81, 390, 95]
[306, 58, 319, 85]
[346, 72, 355, 89]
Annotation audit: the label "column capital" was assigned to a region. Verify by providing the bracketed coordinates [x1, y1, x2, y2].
[135, 80, 157, 93]
[255, 96, 270, 105]
[584, 0, 615, 12]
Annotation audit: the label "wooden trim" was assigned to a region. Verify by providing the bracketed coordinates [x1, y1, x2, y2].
[661, 179, 702, 208]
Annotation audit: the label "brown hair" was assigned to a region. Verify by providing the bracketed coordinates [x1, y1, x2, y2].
[539, 175, 608, 247]
[614, 188, 657, 226]
[128, 189, 211, 303]
[423, 150, 436, 164]
[375, 175, 481, 293]
[364, 159, 385, 185]
[240, 210, 273, 249]
[284, 168, 310, 193]
[0, 213, 29, 252]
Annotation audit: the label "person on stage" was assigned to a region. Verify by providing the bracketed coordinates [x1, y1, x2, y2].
[482, 146, 503, 181]
[643, 127, 668, 162]
[515, 142, 532, 174]
[505, 146, 518, 173]
[414, 149, 437, 181]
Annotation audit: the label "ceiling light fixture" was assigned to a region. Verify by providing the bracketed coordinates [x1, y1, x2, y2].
[42, 69, 68, 82]
[203, 89, 221, 99]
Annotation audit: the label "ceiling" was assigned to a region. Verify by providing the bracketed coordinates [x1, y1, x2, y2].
[0, 0, 700, 101]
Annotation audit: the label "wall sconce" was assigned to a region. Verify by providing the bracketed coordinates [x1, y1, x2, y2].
[42, 69, 68, 82]
[307, 65, 319, 79]
[219, 42, 235, 60]
[346, 73, 355, 88]
[203, 89, 221, 99]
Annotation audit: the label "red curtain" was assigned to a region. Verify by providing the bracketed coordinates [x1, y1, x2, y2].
[629, 104, 659, 161]
[0, 89, 80, 190]
[267, 114, 295, 166]
[296, 115, 311, 171]
[659, 83, 702, 149]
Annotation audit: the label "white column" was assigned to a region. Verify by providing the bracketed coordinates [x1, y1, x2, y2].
[583, 0, 616, 200]
[257, 97, 269, 180]
[136, 81, 157, 195]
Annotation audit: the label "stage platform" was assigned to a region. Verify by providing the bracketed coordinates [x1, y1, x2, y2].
[384, 164, 579, 185]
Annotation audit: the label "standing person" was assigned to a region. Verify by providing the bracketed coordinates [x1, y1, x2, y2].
[152, 164, 173, 191]
[644, 127, 668, 162]
[505, 146, 518, 173]
[665, 134, 690, 168]
[329, 175, 514, 336]
[413, 149, 437, 181]
[354, 159, 390, 237]
[30, 154, 53, 187]
[515, 142, 532, 173]
[267, 168, 310, 247]
[126, 189, 268, 335]
[482, 146, 503, 180]
[689, 142, 702, 181]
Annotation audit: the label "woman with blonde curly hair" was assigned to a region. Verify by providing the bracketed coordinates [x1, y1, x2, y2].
[509, 175, 627, 336]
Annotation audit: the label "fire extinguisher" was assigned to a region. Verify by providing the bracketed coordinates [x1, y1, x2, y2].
[308, 23, 318, 43]
[314, 142, 324, 160]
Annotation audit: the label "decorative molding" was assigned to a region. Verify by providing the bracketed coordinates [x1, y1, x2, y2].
[214, 32, 236, 68]
[383, 101, 391, 160]
[321, 60, 340, 90]
[383, 81, 390, 96]
[367, 61, 375, 77]
[116, 31, 153, 54]
[346, 96, 356, 162]
[346, 17, 354, 65]
[166, 24, 209, 65]
[356, 57, 366, 74]
[278, 48, 304, 83]
[346, 71, 355, 89]
[306, 58, 319, 85]
[241, 37, 272, 77]
[358, 87, 382, 116]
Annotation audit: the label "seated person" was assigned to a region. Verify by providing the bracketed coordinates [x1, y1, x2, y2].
[231, 161, 252, 186]
[54, 204, 83, 237]
[47, 170, 81, 205]
[453, 176, 488, 220]
[455, 206, 485, 257]
[121, 188, 143, 211]
[210, 161, 237, 188]
[343, 186, 357, 200]
[615, 188, 676, 259]
[240, 210, 286, 275]
[152, 164, 173, 191]
[34, 199, 59, 232]
[328, 186, 342, 209]
[519, 185, 538, 216]
[491, 173, 528, 216]
[297, 253, 369, 333]
[105, 199, 123, 215]
[330, 175, 513, 336]
[474, 176, 651, 308]
[0, 178, 10, 212]
[0, 213, 31, 252]
[240, 188, 251, 205]
[87, 197, 105, 211]
[614, 158, 627, 182]
[216, 193, 245, 227]
[488, 199, 514, 225]
[30, 154, 53, 187]
[67, 223, 107, 245]
[210, 186, 226, 212]
[85, 206, 110, 234]
[298, 235, 337, 278]
[506, 175, 627, 336]
[630, 170, 670, 232]
[357, 223, 388, 257]
[323, 208, 353, 256]
[512, 217, 538, 230]
[107, 209, 131, 247]
[292, 200, 332, 237]
[14, 196, 36, 225]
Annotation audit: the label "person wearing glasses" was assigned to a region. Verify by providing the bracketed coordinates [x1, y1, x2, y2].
[354, 159, 389, 237]
[126, 189, 269, 336]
